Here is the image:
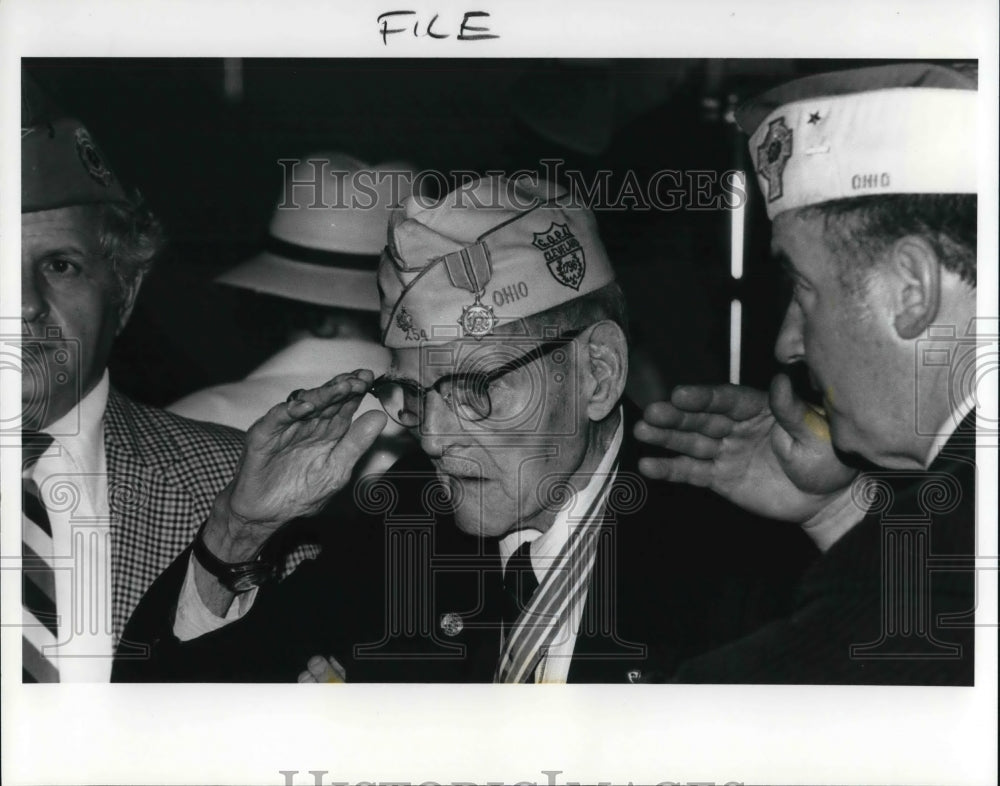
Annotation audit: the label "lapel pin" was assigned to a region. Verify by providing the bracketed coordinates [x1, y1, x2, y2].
[440, 612, 464, 637]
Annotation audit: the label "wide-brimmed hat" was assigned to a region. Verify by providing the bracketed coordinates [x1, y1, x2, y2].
[217, 154, 417, 311]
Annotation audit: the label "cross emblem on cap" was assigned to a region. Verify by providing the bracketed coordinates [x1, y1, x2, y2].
[756, 117, 793, 202]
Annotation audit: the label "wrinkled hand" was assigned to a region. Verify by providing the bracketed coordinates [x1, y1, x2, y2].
[213, 369, 387, 556]
[633, 374, 858, 522]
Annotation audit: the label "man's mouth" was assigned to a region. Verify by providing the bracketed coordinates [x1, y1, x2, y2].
[436, 461, 489, 482]
[442, 471, 489, 483]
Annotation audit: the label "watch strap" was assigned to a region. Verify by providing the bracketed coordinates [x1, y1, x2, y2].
[192, 520, 278, 593]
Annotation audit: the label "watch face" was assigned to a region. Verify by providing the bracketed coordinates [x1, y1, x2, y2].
[230, 575, 259, 593]
[227, 564, 278, 593]
[194, 527, 277, 592]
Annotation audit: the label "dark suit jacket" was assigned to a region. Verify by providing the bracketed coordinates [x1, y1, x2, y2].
[114, 404, 813, 683]
[671, 413, 977, 685]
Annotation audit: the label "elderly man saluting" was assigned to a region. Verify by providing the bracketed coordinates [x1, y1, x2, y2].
[115, 176, 796, 683]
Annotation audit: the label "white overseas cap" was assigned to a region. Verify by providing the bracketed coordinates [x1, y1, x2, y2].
[737, 63, 977, 219]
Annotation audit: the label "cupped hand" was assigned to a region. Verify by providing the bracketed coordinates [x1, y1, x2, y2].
[633, 374, 858, 522]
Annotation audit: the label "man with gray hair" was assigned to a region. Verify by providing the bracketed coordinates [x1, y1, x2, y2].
[115, 175, 794, 683]
[19, 76, 246, 681]
[636, 62, 978, 684]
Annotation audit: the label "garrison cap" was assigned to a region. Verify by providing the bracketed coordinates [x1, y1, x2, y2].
[736, 63, 977, 218]
[378, 176, 615, 348]
[22, 73, 129, 213]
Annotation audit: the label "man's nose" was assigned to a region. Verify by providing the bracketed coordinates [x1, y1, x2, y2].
[22, 266, 48, 324]
[416, 390, 459, 459]
[774, 299, 805, 365]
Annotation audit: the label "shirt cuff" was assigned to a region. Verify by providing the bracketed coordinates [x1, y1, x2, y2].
[799, 481, 869, 553]
[173, 553, 259, 641]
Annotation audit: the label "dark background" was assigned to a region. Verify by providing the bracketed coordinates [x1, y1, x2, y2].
[24, 57, 905, 408]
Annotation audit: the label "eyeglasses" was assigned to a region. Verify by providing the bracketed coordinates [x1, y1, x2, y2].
[370, 329, 584, 427]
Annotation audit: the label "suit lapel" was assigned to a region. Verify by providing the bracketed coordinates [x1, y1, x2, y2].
[104, 389, 194, 647]
[567, 460, 651, 682]
[565, 404, 655, 683]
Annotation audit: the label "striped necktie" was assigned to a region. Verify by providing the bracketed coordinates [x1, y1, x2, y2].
[501, 540, 540, 645]
[495, 463, 619, 683]
[22, 432, 59, 683]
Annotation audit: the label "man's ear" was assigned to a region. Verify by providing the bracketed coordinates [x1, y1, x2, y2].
[581, 320, 628, 421]
[890, 235, 941, 340]
[115, 271, 146, 335]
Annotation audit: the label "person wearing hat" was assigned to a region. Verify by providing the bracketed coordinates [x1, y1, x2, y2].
[113, 175, 795, 683]
[18, 76, 251, 681]
[635, 63, 979, 683]
[168, 154, 413, 477]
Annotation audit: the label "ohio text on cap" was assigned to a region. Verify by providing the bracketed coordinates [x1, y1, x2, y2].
[736, 63, 977, 219]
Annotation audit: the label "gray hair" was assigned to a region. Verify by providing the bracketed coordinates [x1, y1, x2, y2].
[97, 195, 165, 304]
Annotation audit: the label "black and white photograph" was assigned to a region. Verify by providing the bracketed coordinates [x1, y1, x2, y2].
[1, 2, 997, 785]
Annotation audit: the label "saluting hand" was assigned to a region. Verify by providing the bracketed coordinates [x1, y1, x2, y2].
[210, 369, 388, 560]
[633, 374, 858, 523]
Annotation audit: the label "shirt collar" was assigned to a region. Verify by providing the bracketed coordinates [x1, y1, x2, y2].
[42, 370, 109, 474]
[498, 406, 624, 580]
[925, 392, 977, 466]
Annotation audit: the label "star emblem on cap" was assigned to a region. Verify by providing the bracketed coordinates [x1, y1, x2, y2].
[808, 111, 822, 124]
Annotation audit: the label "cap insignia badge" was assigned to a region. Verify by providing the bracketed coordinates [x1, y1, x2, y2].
[756, 117, 793, 202]
[74, 127, 115, 187]
[532, 222, 586, 291]
[396, 306, 428, 342]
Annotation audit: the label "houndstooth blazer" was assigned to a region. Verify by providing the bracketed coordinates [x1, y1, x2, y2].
[104, 387, 246, 646]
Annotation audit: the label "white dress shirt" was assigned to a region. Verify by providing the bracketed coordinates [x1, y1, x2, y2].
[174, 557, 258, 640]
[28, 372, 113, 681]
[496, 410, 624, 683]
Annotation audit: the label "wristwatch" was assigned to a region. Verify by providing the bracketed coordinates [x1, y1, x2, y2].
[192, 520, 278, 593]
